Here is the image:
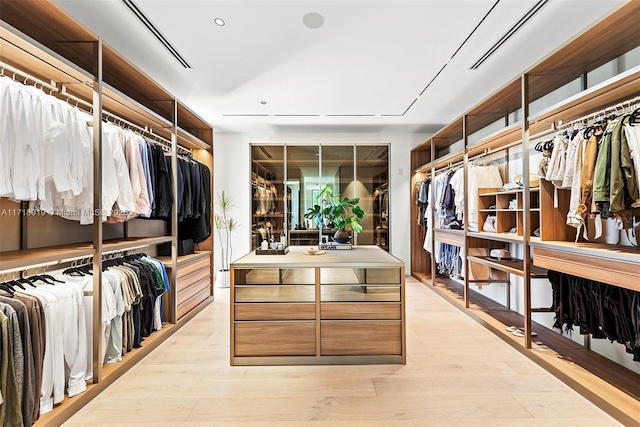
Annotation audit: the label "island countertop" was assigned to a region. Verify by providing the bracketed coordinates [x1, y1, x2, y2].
[232, 245, 403, 269]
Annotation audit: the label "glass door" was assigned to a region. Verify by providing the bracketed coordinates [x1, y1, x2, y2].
[250, 144, 389, 251]
[250, 145, 285, 250]
[320, 145, 355, 245]
[356, 146, 389, 250]
[286, 146, 320, 246]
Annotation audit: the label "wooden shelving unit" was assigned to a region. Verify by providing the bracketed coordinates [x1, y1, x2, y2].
[0, 1, 215, 425]
[409, 1, 640, 424]
[467, 256, 547, 278]
[532, 241, 640, 293]
[0, 244, 95, 272]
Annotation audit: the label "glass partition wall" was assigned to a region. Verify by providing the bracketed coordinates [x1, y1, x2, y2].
[251, 144, 389, 251]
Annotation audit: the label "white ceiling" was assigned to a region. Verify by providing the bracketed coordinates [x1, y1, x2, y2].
[54, 0, 624, 133]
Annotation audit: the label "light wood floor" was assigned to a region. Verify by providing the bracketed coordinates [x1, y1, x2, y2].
[64, 278, 621, 426]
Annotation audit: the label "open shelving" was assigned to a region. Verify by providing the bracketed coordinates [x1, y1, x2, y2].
[410, 1, 640, 424]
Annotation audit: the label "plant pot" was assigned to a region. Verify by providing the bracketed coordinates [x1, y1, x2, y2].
[216, 270, 230, 288]
[333, 229, 350, 244]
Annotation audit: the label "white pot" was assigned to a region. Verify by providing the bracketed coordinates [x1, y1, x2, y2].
[216, 270, 230, 288]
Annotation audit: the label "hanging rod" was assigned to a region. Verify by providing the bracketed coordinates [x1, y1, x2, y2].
[0, 249, 107, 276]
[0, 260, 61, 276]
[101, 244, 148, 257]
[0, 60, 59, 94]
[3, 63, 193, 154]
[434, 158, 464, 171]
[556, 94, 640, 130]
[57, 85, 191, 154]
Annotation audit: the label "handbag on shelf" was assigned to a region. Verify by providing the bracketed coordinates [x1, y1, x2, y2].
[483, 215, 497, 233]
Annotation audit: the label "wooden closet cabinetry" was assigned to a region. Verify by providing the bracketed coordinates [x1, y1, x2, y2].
[410, 1, 640, 424]
[0, 2, 214, 425]
[160, 251, 213, 320]
[477, 186, 546, 238]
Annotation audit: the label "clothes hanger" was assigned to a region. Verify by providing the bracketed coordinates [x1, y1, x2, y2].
[0, 283, 15, 297]
[629, 106, 640, 125]
[7, 279, 26, 290]
[535, 141, 543, 152]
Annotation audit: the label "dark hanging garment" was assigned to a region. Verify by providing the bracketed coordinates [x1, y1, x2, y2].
[130, 261, 156, 338]
[189, 160, 202, 219]
[549, 269, 640, 362]
[179, 162, 211, 244]
[171, 158, 184, 221]
[150, 145, 172, 219]
[180, 158, 193, 220]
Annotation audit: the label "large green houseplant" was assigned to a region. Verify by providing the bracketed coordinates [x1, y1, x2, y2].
[304, 185, 365, 244]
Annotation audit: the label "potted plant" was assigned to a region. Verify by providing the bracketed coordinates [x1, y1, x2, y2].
[304, 185, 365, 244]
[214, 190, 239, 288]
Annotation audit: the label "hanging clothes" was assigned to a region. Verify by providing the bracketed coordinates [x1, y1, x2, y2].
[179, 162, 212, 244]
[0, 75, 209, 226]
[548, 270, 640, 362]
[467, 164, 503, 232]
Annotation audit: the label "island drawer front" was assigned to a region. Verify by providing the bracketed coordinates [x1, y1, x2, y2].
[235, 303, 316, 321]
[320, 320, 401, 355]
[234, 322, 316, 356]
[321, 303, 401, 320]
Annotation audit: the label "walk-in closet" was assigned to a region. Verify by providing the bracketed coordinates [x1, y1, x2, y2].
[2, 0, 640, 426]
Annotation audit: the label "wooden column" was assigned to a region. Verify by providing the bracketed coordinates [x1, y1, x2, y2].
[521, 73, 532, 349]
[91, 38, 103, 383]
[429, 138, 436, 287]
[169, 100, 178, 324]
[462, 115, 470, 308]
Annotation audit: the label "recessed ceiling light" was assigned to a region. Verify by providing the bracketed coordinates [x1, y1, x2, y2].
[214, 18, 225, 26]
[261, 101, 267, 105]
[303, 12, 324, 29]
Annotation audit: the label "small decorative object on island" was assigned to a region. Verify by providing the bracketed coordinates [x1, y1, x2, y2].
[214, 190, 239, 288]
[304, 185, 365, 245]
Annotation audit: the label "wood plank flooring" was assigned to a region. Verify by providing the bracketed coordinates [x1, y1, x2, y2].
[63, 278, 621, 426]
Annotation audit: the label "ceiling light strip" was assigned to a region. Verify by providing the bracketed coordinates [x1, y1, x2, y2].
[325, 114, 376, 117]
[121, 0, 192, 68]
[419, 0, 500, 97]
[470, 0, 549, 70]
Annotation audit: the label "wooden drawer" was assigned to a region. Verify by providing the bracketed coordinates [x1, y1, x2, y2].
[177, 286, 211, 319]
[235, 303, 316, 321]
[321, 320, 401, 356]
[321, 303, 400, 320]
[234, 322, 316, 356]
[177, 275, 211, 306]
[177, 256, 210, 279]
[177, 266, 210, 292]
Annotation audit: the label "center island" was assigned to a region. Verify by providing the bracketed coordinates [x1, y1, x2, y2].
[230, 245, 406, 365]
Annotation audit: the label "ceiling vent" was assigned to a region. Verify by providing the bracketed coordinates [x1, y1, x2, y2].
[121, 0, 192, 68]
[470, 0, 549, 70]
